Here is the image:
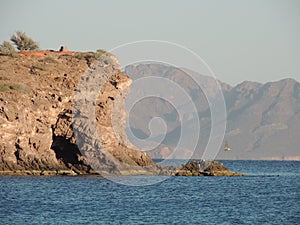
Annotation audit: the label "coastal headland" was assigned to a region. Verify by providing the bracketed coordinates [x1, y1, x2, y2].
[0, 49, 242, 177]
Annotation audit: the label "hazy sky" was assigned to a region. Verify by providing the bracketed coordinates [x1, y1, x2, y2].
[0, 0, 299, 85]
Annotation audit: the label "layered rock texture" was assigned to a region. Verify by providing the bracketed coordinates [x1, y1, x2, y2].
[0, 51, 153, 175]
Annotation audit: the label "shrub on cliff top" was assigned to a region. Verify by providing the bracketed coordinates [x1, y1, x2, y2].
[0, 41, 17, 57]
[75, 49, 108, 62]
[10, 31, 39, 51]
[95, 49, 107, 58]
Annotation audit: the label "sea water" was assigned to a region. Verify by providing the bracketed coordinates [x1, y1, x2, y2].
[0, 161, 299, 225]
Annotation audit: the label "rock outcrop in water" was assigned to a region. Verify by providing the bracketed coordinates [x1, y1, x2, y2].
[175, 160, 244, 176]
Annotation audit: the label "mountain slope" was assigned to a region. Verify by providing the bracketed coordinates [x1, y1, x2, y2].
[222, 78, 300, 159]
[124, 64, 300, 160]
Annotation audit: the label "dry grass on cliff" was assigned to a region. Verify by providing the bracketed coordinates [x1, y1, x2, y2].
[0, 52, 87, 93]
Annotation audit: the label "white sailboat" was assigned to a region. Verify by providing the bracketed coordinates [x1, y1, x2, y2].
[224, 141, 231, 151]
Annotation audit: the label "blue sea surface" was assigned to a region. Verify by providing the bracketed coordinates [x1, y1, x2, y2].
[0, 161, 299, 225]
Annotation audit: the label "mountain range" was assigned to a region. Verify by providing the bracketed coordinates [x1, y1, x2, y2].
[124, 64, 300, 160]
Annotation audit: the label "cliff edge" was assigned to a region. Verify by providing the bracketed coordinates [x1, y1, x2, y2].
[0, 50, 153, 175]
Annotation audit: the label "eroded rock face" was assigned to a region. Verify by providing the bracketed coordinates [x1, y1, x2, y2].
[0, 51, 153, 175]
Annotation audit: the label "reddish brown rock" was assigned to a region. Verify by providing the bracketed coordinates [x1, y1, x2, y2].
[0, 51, 153, 175]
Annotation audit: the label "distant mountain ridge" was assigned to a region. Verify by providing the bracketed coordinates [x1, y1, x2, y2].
[125, 64, 300, 160]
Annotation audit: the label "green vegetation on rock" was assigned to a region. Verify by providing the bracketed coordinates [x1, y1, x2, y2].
[33, 62, 46, 71]
[75, 49, 109, 65]
[43, 56, 58, 64]
[10, 31, 39, 51]
[0, 83, 30, 94]
[0, 41, 17, 57]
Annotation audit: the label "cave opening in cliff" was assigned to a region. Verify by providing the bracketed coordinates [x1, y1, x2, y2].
[50, 111, 90, 172]
[51, 135, 81, 166]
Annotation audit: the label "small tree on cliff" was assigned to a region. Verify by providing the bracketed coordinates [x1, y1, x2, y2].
[10, 31, 39, 51]
[0, 41, 17, 56]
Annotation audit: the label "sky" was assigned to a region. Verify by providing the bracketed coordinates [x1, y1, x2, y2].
[0, 0, 299, 85]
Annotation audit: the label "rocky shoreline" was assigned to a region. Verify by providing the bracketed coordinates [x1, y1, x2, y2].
[0, 160, 244, 177]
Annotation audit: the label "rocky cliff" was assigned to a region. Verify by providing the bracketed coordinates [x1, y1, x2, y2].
[0, 51, 153, 175]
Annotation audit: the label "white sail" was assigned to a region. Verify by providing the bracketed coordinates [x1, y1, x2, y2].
[224, 141, 231, 151]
